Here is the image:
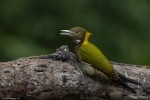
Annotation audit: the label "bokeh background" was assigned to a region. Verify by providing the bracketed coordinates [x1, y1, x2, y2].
[0, 0, 150, 65]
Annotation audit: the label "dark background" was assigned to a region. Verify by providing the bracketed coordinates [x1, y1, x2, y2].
[0, 0, 150, 65]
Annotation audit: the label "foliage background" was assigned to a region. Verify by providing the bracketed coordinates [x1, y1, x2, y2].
[0, 0, 150, 65]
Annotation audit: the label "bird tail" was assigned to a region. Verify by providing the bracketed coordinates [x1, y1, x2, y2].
[114, 78, 137, 94]
[118, 72, 141, 85]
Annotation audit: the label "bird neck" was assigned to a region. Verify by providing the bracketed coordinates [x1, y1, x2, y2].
[73, 39, 82, 45]
[73, 31, 91, 46]
[82, 32, 91, 45]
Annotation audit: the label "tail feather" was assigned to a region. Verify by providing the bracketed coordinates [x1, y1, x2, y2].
[113, 78, 137, 94]
[118, 72, 141, 85]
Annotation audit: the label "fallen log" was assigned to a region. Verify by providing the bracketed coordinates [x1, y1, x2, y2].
[0, 46, 150, 100]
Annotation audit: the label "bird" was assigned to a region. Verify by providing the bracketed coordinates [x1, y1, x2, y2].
[60, 27, 141, 93]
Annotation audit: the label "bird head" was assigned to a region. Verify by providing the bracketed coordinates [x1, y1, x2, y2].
[60, 27, 92, 44]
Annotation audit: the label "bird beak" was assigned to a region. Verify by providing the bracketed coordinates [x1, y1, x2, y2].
[60, 30, 74, 36]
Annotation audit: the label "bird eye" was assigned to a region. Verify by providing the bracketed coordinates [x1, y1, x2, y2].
[75, 30, 79, 33]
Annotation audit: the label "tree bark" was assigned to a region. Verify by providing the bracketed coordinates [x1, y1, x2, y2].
[0, 45, 150, 100]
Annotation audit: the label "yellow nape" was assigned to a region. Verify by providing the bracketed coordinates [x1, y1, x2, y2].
[82, 32, 92, 45]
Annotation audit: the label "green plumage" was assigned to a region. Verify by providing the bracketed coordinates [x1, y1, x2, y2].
[75, 42, 115, 79]
[60, 27, 141, 93]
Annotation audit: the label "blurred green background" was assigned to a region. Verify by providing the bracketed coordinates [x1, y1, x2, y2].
[0, 0, 150, 65]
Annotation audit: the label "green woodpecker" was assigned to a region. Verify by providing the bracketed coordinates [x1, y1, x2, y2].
[60, 27, 141, 93]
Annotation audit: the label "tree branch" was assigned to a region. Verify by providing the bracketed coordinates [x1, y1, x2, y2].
[0, 45, 150, 100]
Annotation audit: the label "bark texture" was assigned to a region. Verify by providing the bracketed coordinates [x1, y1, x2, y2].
[0, 45, 150, 100]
